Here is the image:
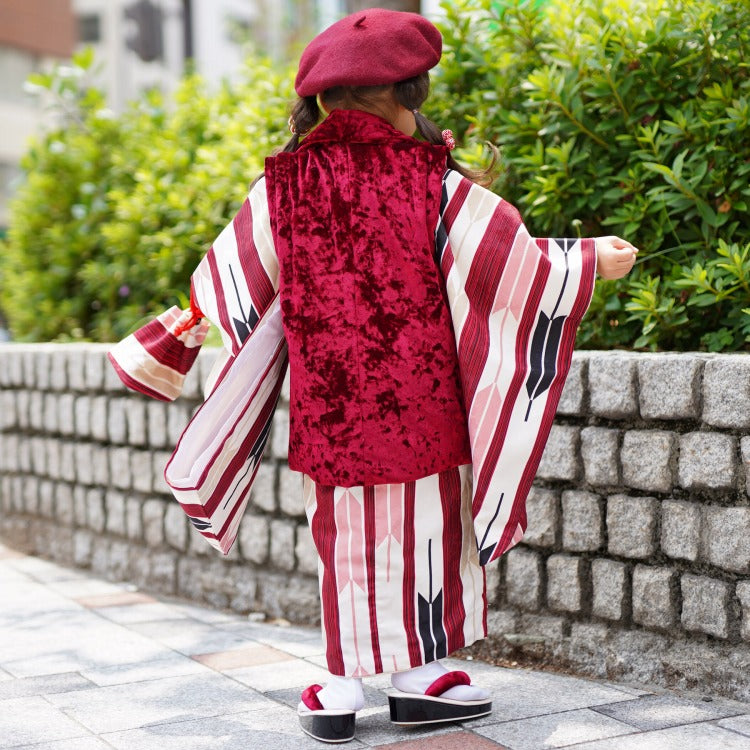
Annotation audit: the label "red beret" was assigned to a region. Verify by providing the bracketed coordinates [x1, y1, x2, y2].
[295, 8, 442, 97]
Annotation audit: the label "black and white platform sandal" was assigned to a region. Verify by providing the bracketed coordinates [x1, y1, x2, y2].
[388, 670, 492, 726]
[297, 684, 357, 744]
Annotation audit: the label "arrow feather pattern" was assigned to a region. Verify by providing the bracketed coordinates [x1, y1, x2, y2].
[526, 312, 550, 400]
[535, 315, 566, 398]
[524, 312, 566, 421]
[335, 490, 367, 595]
[232, 318, 250, 345]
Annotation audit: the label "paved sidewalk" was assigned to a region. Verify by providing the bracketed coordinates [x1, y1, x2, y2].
[2, 543, 750, 750]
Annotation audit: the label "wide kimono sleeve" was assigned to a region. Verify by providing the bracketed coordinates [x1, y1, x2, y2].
[108, 177, 279, 400]
[436, 170, 597, 566]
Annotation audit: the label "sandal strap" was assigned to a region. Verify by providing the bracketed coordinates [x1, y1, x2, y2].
[425, 670, 471, 697]
[301, 683, 325, 711]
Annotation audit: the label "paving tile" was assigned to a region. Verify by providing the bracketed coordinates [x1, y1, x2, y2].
[0, 547, 25, 560]
[45, 672, 268, 734]
[718, 714, 750, 736]
[193, 644, 296, 671]
[7, 556, 87, 583]
[0, 695, 91, 748]
[0, 672, 94, 700]
[0, 566, 31, 586]
[90, 602, 190, 625]
[570, 722, 750, 749]
[437, 661, 638, 725]
[304, 652, 331, 669]
[80, 653, 212, 686]
[218, 620, 326, 658]
[0, 585, 82, 626]
[101, 704, 368, 749]
[10, 739, 109, 750]
[354, 708, 463, 746]
[599, 682, 654, 697]
[226, 657, 331, 692]
[473, 708, 636, 749]
[126, 619, 260, 655]
[161, 599, 240, 624]
[0, 615, 175, 678]
[592, 694, 746, 731]
[74, 591, 158, 608]
[47, 578, 135, 600]
[376, 731, 507, 749]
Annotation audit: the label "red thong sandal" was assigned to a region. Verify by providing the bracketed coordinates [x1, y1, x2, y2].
[297, 684, 357, 744]
[388, 670, 493, 726]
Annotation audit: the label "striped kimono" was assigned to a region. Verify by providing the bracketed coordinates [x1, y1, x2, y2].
[110, 113, 596, 678]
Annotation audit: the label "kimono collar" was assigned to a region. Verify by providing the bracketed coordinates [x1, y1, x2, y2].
[298, 108, 419, 150]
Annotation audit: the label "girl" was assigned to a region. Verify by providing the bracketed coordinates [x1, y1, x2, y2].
[111, 7, 637, 744]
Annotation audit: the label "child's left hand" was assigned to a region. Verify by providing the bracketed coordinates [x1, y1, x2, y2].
[595, 236, 639, 280]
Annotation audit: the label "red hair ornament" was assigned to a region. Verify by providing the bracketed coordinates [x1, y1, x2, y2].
[442, 129, 456, 150]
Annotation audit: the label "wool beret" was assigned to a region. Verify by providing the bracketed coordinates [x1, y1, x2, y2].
[295, 8, 442, 97]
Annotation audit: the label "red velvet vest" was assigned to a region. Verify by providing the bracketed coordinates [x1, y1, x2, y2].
[264, 110, 471, 487]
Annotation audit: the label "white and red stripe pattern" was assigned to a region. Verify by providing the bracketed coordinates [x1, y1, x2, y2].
[191, 178, 278, 356]
[164, 295, 287, 554]
[304, 464, 486, 677]
[109, 178, 279, 402]
[437, 170, 596, 566]
[107, 306, 210, 401]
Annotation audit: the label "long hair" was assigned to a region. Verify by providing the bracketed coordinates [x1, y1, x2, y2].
[281, 72, 496, 186]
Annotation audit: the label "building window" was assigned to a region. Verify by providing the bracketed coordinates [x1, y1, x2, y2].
[78, 14, 102, 44]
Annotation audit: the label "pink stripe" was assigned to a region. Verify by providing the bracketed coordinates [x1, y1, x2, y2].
[489, 239, 596, 561]
[471, 257, 550, 518]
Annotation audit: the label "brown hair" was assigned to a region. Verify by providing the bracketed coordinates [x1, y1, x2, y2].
[282, 72, 496, 186]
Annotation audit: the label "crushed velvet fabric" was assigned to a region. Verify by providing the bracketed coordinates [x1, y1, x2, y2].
[265, 109, 471, 486]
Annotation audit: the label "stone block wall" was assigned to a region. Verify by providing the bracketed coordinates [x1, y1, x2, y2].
[0, 343, 320, 622]
[0, 345, 749, 700]
[488, 351, 750, 701]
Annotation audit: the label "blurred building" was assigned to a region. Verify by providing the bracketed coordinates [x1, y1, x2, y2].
[0, 0, 440, 225]
[0, 0, 76, 225]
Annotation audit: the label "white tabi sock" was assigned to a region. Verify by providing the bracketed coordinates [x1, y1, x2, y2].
[301, 676, 365, 712]
[391, 660, 490, 702]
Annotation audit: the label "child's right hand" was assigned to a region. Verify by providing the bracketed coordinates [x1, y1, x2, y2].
[595, 236, 638, 280]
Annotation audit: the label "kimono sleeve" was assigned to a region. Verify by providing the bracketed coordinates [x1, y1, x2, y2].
[190, 176, 279, 358]
[109, 177, 280, 401]
[436, 169, 597, 565]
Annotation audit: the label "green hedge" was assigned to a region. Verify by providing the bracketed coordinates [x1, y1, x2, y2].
[0, 49, 293, 342]
[2, 0, 749, 350]
[429, 0, 750, 351]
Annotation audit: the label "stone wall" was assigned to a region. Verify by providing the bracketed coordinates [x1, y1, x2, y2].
[1, 345, 749, 699]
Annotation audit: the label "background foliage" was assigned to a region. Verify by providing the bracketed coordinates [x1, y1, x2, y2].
[430, 0, 750, 351]
[0, 49, 293, 342]
[2, 0, 749, 350]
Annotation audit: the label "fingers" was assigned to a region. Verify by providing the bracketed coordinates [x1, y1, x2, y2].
[603, 236, 639, 254]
